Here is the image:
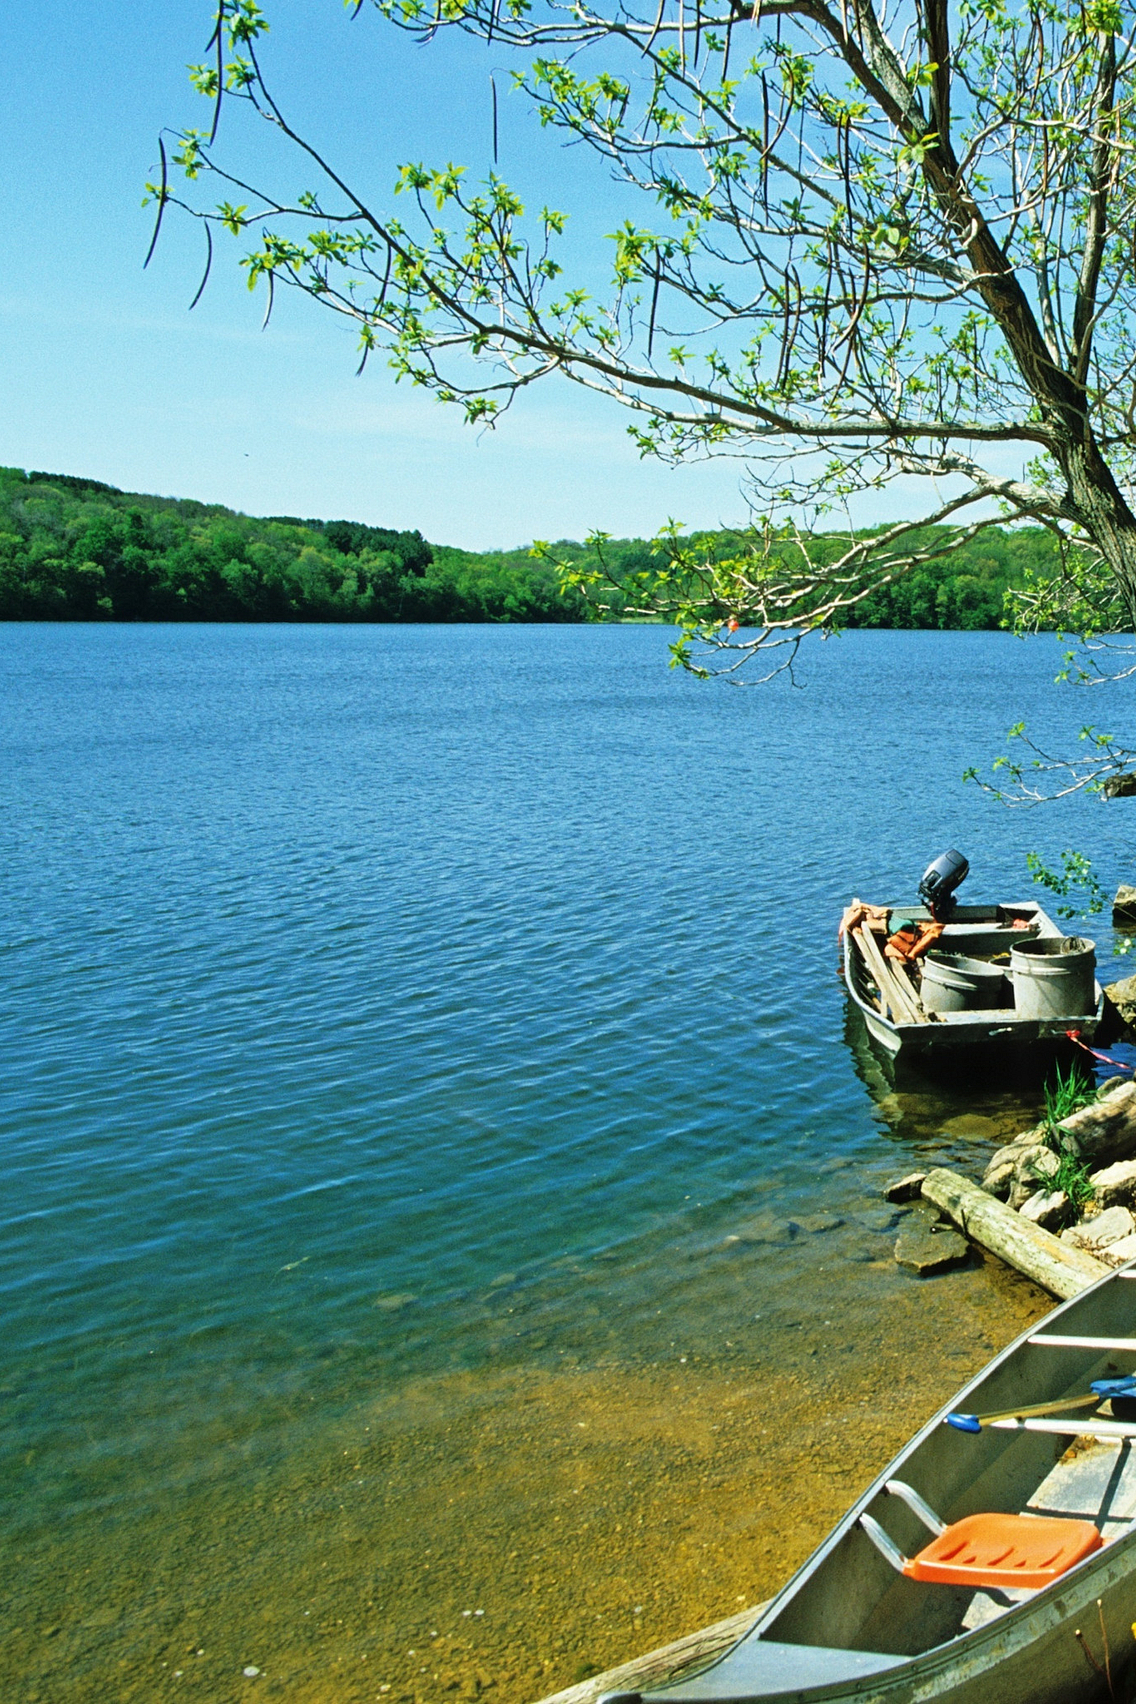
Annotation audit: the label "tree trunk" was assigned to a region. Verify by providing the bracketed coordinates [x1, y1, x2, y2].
[1060, 437, 1136, 628]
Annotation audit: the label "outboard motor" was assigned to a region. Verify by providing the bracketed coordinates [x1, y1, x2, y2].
[919, 849, 969, 919]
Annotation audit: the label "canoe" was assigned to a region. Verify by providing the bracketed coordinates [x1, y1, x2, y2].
[606, 1261, 1136, 1704]
[841, 900, 1104, 1059]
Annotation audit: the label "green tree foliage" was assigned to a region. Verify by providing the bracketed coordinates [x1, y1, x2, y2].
[0, 468, 587, 623]
[0, 466, 1071, 626]
[160, 0, 1136, 696]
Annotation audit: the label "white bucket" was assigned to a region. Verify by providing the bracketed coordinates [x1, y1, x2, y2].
[1010, 936, 1096, 1020]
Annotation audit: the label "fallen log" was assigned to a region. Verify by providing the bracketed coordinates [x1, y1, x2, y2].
[921, 1168, 1110, 1300]
[1055, 1081, 1136, 1164]
[529, 1603, 768, 1704]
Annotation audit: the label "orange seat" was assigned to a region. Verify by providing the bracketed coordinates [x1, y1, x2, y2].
[904, 1512, 1102, 1590]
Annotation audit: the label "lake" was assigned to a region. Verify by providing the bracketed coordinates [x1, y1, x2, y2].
[2, 623, 1134, 1703]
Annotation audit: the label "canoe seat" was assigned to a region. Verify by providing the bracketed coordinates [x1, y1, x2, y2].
[859, 1480, 1102, 1591]
[904, 1511, 1102, 1590]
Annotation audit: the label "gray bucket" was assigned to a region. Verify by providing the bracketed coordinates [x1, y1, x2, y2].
[920, 951, 1006, 1013]
[1010, 936, 1096, 1019]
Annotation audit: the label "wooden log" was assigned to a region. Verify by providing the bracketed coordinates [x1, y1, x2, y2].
[529, 1603, 768, 1704]
[1056, 1081, 1136, 1164]
[855, 926, 924, 1024]
[921, 1168, 1110, 1301]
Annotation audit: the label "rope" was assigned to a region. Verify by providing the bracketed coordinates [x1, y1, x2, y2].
[1065, 1028, 1136, 1075]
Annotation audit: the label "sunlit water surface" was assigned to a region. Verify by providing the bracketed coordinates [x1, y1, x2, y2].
[3, 623, 1135, 1702]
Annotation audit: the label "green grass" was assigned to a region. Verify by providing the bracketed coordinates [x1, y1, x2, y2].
[1044, 1060, 1096, 1129]
[1035, 1062, 1098, 1210]
[1050, 1151, 1096, 1210]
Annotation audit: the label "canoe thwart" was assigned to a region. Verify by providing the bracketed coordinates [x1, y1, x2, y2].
[1028, 1333, 1136, 1351]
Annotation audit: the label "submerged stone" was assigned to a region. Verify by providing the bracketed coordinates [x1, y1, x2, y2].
[791, 1212, 844, 1234]
[894, 1225, 969, 1275]
[941, 1114, 1000, 1142]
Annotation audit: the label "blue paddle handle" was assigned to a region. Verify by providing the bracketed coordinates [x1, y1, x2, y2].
[946, 1413, 982, 1432]
[1091, 1376, 1136, 1396]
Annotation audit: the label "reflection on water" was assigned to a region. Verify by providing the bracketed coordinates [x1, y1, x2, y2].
[2, 623, 1133, 1702]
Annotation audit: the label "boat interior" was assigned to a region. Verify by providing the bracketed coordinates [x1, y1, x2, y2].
[646, 1273, 1136, 1698]
[844, 900, 1083, 1031]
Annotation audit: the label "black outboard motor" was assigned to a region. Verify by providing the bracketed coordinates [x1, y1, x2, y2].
[919, 848, 969, 919]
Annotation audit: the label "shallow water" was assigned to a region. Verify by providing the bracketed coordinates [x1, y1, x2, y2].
[1, 623, 1134, 1701]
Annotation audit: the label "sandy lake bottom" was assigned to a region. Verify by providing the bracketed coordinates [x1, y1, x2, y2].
[5, 1253, 1051, 1704]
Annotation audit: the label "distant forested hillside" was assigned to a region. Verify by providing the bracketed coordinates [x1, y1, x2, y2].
[0, 468, 586, 622]
[0, 466, 1062, 628]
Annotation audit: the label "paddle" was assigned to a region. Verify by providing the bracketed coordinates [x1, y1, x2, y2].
[946, 1377, 1136, 1433]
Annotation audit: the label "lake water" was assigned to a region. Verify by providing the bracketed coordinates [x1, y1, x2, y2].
[3, 623, 1135, 1703]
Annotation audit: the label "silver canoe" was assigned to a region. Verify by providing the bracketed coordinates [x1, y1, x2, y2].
[841, 900, 1104, 1058]
[605, 1261, 1136, 1704]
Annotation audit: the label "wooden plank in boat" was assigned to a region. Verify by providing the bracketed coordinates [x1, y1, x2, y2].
[855, 926, 924, 1025]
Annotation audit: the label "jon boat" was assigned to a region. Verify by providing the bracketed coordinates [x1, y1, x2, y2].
[842, 899, 1104, 1059]
[608, 1262, 1136, 1704]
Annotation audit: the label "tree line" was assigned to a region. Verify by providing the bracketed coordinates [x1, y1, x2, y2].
[0, 468, 585, 623]
[0, 465, 1061, 629]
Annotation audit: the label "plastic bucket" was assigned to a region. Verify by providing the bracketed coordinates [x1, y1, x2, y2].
[1010, 936, 1096, 1019]
[920, 952, 1007, 1013]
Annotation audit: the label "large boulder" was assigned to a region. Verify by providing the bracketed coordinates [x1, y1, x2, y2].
[1113, 885, 1136, 927]
[1055, 1082, 1136, 1164]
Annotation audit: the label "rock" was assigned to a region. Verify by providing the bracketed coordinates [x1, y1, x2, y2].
[1056, 1082, 1136, 1164]
[1061, 1205, 1136, 1251]
[844, 1239, 886, 1262]
[894, 1224, 969, 1274]
[791, 1212, 843, 1233]
[1099, 1077, 1131, 1101]
[1007, 1145, 1060, 1210]
[1019, 1189, 1070, 1232]
[1089, 1159, 1136, 1208]
[1100, 1232, 1136, 1268]
[885, 1172, 927, 1204]
[1113, 885, 1136, 927]
[1103, 976, 1136, 1035]
[982, 1156, 1018, 1201]
[941, 1114, 1001, 1142]
[982, 1128, 1048, 1198]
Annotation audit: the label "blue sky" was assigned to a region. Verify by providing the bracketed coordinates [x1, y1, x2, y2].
[0, 0, 762, 548]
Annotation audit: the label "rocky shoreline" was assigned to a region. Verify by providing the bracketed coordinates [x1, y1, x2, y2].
[886, 1073, 1136, 1288]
